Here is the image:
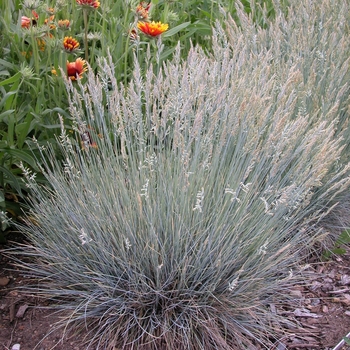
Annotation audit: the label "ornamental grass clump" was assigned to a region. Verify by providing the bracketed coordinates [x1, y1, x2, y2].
[17, 0, 350, 349]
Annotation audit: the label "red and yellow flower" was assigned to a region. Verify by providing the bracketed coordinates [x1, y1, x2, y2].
[137, 21, 168, 37]
[21, 10, 38, 28]
[76, 0, 100, 9]
[21, 16, 31, 28]
[58, 19, 71, 30]
[135, 2, 151, 20]
[44, 15, 55, 29]
[63, 36, 80, 52]
[67, 58, 87, 80]
[46, 7, 55, 15]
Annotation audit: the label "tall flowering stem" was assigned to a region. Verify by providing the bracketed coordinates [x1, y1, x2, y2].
[76, 0, 100, 61]
[83, 9, 89, 61]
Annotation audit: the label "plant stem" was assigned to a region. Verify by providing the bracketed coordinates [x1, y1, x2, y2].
[123, 8, 132, 87]
[83, 9, 89, 62]
[30, 31, 40, 75]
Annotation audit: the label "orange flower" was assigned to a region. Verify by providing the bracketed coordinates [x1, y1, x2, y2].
[63, 36, 80, 52]
[32, 10, 39, 19]
[44, 15, 56, 29]
[137, 21, 168, 37]
[21, 51, 33, 58]
[58, 19, 71, 30]
[21, 16, 31, 28]
[129, 28, 139, 41]
[67, 58, 87, 80]
[76, 0, 100, 9]
[37, 38, 46, 51]
[46, 7, 55, 15]
[21, 11, 38, 28]
[135, 2, 151, 20]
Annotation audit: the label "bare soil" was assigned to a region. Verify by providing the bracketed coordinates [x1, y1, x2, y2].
[1, 233, 350, 350]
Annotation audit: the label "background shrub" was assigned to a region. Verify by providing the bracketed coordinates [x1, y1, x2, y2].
[15, 0, 350, 349]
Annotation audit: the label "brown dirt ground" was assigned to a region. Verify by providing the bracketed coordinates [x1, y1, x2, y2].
[1, 233, 350, 350]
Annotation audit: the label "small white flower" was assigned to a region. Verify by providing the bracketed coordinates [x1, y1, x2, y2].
[193, 187, 204, 212]
[258, 240, 269, 255]
[63, 158, 80, 178]
[140, 179, 149, 199]
[225, 187, 239, 202]
[228, 268, 244, 292]
[79, 228, 92, 245]
[240, 182, 252, 193]
[19, 162, 37, 188]
[228, 277, 239, 292]
[63, 158, 74, 174]
[260, 197, 274, 216]
[124, 238, 131, 250]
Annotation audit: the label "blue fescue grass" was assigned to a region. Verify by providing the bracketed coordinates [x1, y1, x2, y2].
[11, 0, 350, 349]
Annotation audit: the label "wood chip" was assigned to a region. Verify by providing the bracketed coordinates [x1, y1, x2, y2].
[9, 302, 16, 323]
[0, 277, 10, 286]
[328, 288, 349, 294]
[287, 344, 320, 348]
[16, 304, 29, 319]
[270, 303, 277, 314]
[290, 289, 303, 298]
[294, 308, 321, 318]
[340, 274, 350, 285]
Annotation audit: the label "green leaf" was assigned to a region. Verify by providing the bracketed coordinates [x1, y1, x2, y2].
[163, 22, 191, 37]
[336, 229, 350, 245]
[344, 336, 350, 345]
[0, 148, 39, 171]
[4, 78, 21, 111]
[15, 114, 34, 149]
[198, 9, 213, 20]
[7, 116, 15, 147]
[0, 165, 24, 196]
[0, 71, 21, 87]
[159, 47, 176, 61]
[0, 190, 4, 205]
[0, 109, 15, 123]
[191, 21, 212, 35]
[0, 91, 17, 110]
[6, 200, 25, 217]
[39, 124, 63, 129]
[332, 248, 347, 255]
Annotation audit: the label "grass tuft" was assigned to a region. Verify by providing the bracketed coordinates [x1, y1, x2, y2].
[14, 0, 350, 348]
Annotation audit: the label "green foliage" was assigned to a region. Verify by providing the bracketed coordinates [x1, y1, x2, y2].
[323, 229, 350, 259]
[0, 61, 49, 238]
[344, 335, 350, 345]
[14, 0, 350, 348]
